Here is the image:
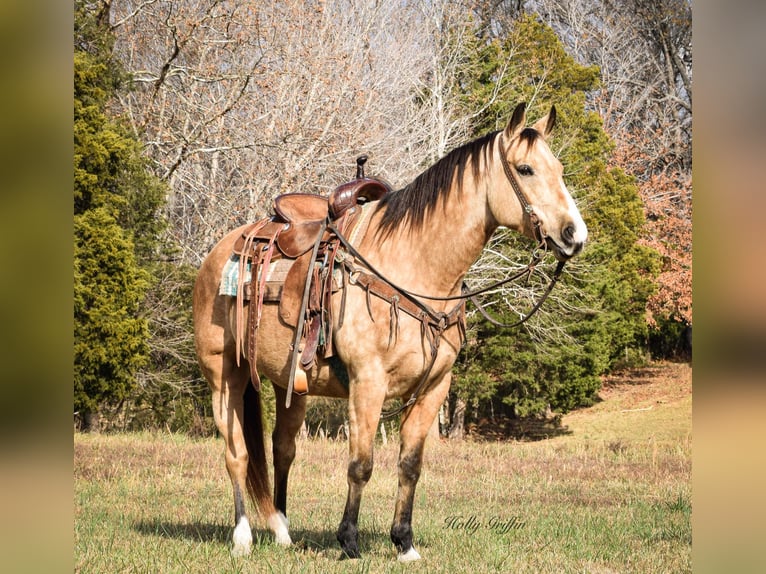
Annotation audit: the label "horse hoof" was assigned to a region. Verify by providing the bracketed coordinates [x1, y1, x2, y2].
[397, 547, 421, 562]
[340, 549, 360, 560]
[268, 511, 292, 546]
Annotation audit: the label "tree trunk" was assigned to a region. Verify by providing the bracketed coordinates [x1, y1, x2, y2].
[82, 410, 101, 433]
[448, 398, 466, 440]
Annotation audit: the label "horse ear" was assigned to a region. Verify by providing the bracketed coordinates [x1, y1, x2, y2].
[533, 105, 556, 139]
[504, 102, 527, 140]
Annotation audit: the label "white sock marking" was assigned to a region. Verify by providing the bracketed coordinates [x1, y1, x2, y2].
[231, 516, 252, 556]
[268, 511, 292, 546]
[397, 546, 422, 562]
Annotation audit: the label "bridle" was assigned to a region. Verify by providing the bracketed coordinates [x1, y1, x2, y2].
[324, 131, 567, 418]
[473, 133, 567, 327]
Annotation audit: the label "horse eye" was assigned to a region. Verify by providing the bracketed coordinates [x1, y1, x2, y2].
[516, 164, 534, 177]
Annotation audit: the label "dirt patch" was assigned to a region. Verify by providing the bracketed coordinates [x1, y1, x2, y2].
[464, 361, 692, 441]
[594, 360, 692, 412]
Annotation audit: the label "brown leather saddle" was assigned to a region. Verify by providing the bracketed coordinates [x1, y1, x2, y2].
[230, 156, 390, 398]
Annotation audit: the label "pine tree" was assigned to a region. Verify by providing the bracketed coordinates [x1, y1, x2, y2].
[74, 0, 166, 429]
[451, 14, 659, 430]
[74, 208, 150, 425]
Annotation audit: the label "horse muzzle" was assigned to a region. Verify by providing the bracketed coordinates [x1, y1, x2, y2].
[547, 222, 586, 261]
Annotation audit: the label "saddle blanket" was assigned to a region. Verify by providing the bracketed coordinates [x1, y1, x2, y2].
[219, 256, 294, 297]
[219, 255, 346, 297]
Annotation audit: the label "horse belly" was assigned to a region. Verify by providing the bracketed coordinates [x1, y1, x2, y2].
[250, 302, 350, 398]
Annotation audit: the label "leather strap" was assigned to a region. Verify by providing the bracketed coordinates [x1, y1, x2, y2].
[247, 228, 280, 390]
[235, 219, 270, 369]
[498, 134, 544, 243]
[344, 265, 466, 420]
[468, 260, 565, 328]
[285, 219, 328, 406]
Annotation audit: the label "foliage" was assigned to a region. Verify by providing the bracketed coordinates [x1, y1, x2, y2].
[74, 208, 150, 416]
[73, 52, 166, 260]
[452, 14, 659, 423]
[304, 397, 351, 439]
[611, 132, 692, 353]
[534, 0, 693, 354]
[127, 262, 212, 434]
[76, 2, 689, 434]
[74, 0, 167, 426]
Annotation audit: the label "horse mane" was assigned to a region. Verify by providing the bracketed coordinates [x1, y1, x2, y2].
[374, 130, 501, 239]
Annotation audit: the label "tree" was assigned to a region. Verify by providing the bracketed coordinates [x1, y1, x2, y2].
[128, 261, 211, 434]
[74, 0, 166, 429]
[528, 0, 692, 351]
[106, 0, 489, 432]
[74, 208, 150, 428]
[98, 1, 677, 435]
[109, 0, 459, 265]
[450, 14, 659, 433]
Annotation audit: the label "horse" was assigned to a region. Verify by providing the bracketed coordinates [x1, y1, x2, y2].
[192, 102, 587, 561]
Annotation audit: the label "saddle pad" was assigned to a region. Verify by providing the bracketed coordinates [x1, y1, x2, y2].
[219, 255, 293, 297]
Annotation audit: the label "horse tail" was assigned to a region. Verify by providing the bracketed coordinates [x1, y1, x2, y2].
[242, 381, 276, 518]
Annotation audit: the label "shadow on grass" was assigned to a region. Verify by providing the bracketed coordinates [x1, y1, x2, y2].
[132, 519, 230, 544]
[467, 416, 573, 441]
[291, 527, 395, 557]
[132, 520, 394, 558]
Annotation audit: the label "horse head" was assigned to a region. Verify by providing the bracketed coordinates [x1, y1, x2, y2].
[489, 102, 587, 261]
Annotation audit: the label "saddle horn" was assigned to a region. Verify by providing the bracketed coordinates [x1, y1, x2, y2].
[356, 155, 368, 179]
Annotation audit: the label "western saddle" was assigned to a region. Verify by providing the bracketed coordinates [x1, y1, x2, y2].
[230, 156, 391, 398]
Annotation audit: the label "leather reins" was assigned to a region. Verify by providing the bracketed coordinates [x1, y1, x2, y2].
[330, 133, 566, 324]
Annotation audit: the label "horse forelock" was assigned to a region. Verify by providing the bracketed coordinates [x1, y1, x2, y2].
[374, 131, 498, 239]
[518, 127, 541, 148]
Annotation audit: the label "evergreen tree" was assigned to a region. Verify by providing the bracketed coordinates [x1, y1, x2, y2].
[74, 0, 166, 428]
[452, 14, 659, 428]
[74, 208, 150, 424]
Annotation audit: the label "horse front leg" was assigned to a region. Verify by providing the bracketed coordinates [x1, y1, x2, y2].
[336, 379, 387, 559]
[391, 372, 452, 562]
[270, 384, 307, 544]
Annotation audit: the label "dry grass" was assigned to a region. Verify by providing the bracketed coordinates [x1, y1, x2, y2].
[75, 362, 691, 573]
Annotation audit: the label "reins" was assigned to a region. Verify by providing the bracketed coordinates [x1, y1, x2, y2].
[325, 132, 566, 418]
[329, 219, 564, 327]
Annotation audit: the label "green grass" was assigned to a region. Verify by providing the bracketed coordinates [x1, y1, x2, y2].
[75, 372, 691, 573]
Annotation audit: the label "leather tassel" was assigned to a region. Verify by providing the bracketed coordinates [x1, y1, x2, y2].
[388, 295, 400, 348]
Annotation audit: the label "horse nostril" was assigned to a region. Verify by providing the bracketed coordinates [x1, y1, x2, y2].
[562, 224, 576, 245]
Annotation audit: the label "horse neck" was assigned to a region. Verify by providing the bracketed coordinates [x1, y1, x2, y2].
[371, 167, 498, 300]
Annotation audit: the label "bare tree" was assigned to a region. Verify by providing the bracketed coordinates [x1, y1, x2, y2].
[110, 0, 481, 265]
[106, 0, 488, 429]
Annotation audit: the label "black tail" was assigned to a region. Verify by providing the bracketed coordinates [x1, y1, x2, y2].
[242, 382, 275, 517]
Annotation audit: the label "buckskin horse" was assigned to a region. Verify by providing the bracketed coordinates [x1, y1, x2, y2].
[192, 102, 587, 561]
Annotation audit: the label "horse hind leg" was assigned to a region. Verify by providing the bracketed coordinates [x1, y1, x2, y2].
[201, 349, 283, 555]
[270, 384, 308, 543]
[193, 235, 289, 552]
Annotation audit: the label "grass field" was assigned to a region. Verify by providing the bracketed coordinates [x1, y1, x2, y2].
[74, 362, 691, 573]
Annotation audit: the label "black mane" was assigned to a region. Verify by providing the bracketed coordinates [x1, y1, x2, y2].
[375, 130, 500, 239]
